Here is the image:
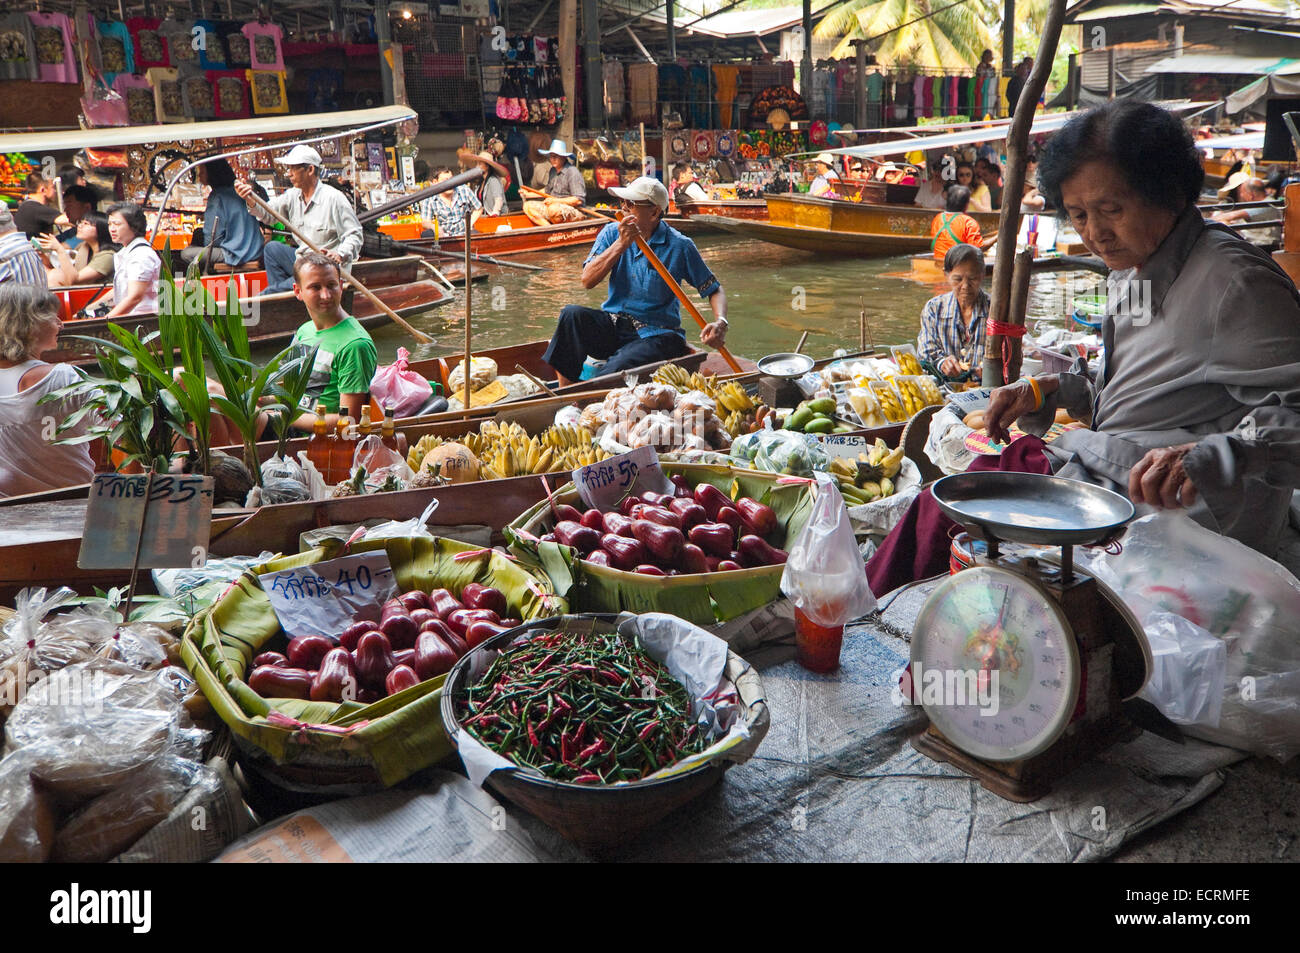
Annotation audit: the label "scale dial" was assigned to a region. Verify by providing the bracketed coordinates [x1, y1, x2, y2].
[912, 566, 1080, 763]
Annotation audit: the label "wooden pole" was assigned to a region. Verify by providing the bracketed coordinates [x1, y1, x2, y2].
[982, 0, 1068, 388]
[640, 121, 648, 176]
[463, 208, 473, 409]
[859, 295, 868, 352]
[615, 211, 743, 372]
[558, 0, 577, 143]
[243, 190, 433, 344]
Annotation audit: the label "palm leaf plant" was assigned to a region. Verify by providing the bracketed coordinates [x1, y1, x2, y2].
[265, 343, 320, 462]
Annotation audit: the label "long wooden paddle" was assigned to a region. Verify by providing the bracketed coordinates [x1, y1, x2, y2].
[242, 190, 433, 344]
[615, 212, 743, 373]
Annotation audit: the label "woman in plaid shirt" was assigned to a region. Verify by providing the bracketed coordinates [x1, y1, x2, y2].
[916, 243, 989, 380]
[422, 168, 482, 239]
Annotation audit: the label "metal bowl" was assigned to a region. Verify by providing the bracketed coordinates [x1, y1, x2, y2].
[757, 352, 815, 379]
[931, 471, 1135, 546]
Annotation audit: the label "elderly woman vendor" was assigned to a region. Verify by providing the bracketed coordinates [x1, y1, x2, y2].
[917, 243, 988, 379]
[868, 101, 1300, 592]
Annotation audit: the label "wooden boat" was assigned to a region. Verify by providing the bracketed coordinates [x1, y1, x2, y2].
[45, 256, 451, 365]
[675, 196, 770, 221]
[378, 208, 609, 258]
[694, 193, 1001, 257]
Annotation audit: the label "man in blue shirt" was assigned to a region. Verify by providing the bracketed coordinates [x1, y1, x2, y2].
[182, 158, 265, 270]
[543, 176, 728, 386]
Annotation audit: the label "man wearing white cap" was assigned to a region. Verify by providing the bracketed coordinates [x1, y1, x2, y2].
[543, 176, 727, 387]
[520, 139, 587, 226]
[808, 153, 840, 198]
[235, 144, 363, 294]
[1211, 172, 1279, 246]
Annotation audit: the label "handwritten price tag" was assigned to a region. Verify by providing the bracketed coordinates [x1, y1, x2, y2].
[817, 434, 871, 461]
[573, 446, 673, 511]
[258, 550, 398, 640]
[78, 474, 214, 569]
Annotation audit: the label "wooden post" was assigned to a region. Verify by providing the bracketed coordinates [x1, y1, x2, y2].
[558, 0, 577, 143]
[463, 208, 473, 409]
[640, 121, 648, 176]
[982, 0, 1067, 388]
[855, 40, 867, 130]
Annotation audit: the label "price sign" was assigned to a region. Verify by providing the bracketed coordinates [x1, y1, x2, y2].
[573, 446, 673, 511]
[78, 474, 214, 570]
[259, 550, 398, 640]
[817, 434, 872, 462]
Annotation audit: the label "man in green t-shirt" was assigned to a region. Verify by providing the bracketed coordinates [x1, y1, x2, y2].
[287, 252, 377, 430]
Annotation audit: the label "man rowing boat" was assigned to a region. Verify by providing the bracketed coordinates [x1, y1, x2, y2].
[543, 176, 728, 388]
[520, 139, 586, 226]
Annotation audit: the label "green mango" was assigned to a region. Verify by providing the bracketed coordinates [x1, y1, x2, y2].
[807, 396, 837, 416]
[784, 407, 815, 431]
[804, 417, 835, 434]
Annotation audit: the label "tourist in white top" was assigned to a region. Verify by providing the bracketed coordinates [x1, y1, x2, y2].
[916, 161, 948, 209]
[0, 284, 99, 496]
[97, 202, 160, 318]
[235, 143, 364, 294]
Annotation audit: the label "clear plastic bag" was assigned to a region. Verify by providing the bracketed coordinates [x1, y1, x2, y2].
[0, 588, 115, 717]
[730, 429, 828, 477]
[370, 347, 434, 418]
[1140, 611, 1226, 728]
[154, 553, 272, 599]
[353, 434, 415, 490]
[780, 474, 877, 626]
[261, 453, 306, 487]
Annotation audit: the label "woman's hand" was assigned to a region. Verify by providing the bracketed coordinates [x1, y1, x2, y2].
[984, 378, 1041, 443]
[1129, 443, 1199, 509]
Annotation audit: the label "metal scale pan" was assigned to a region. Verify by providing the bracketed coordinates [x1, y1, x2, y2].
[756, 352, 814, 379]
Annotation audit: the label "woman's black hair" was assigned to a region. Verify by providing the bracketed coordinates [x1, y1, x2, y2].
[81, 210, 115, 250]
[1037, 100, 1204, 215]
[945, 185, 972, 213]
[105, 201, 147, 238]
[943, 242, 984, 273]
[204, 157, 237, 189]
[414, 159, 430, 181]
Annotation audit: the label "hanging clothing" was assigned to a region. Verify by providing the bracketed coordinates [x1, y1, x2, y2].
[159, 18, 198, 70]
[997, 76, 1012, 117]
[0, 13, 38, 82]
[27, 11, 77, 83]
[688, 64, 710, 128]
[895, 76, 914, 121]
[810, 68, 832, 120]
[243, 21, 285, 72]
[658, 63, 686, 118]
[91, 18, 135, 86]
[627, 62, 658, 124]
[713, 64, 740, 128]
[948, 76, 960, 116]
[603, 59, 625, 121]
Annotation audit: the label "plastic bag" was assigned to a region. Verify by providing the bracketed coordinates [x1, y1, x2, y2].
[370, 347, 434, 418]
[730, 429, 828, 477]
[1079, 513, 1300, 761]
[448, 356, 498, 395]
[0, 588, 114, 717]
[780, 474, 877, 626]
[154, 553, 272, 599]
[1140, 611, 1226, 728]
[249, 476, 311, 506]
[261, 453, 306, 487]
[353, 434, 415, 490]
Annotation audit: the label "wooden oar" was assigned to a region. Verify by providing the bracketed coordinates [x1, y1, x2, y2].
[242, 190, 434, 344]
[614, 212, 743, 373]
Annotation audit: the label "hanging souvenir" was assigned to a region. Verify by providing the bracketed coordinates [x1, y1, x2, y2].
[714, 131, 736, 158]
[246, 68, 288, 114]
[691, 130, 714, 161]
[307, 68, 343, 112]
[146, 67, 187, 123]
[243, 21, 285, 72]
[668, 131, 690, 162]
[27, 11, 78, 83]
[218, 22, 251, 69]
[93, 18, 134, 86]
[159, 18, 198, 69]
[209, 70, 250, 118]
[0, 12, 37, 82]
[114, 72, 157, 126]
[180, 68, 215, 120]
[194, 19, 226, 69]
[809, 120, 828, 146]
[127, 16, 169, 70]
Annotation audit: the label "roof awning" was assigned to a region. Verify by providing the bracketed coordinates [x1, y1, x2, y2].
[815, 102, 1215, 159]
[1226, 73, 1300, 113]
[637, 2, 836, 38]
[1072, 3, 1160, 20]
[1146, 53, 1300, 75]
[0, 105, 415, 154]
[1197, 131, 1265, 149]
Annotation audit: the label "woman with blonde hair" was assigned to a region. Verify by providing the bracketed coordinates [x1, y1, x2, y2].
[0, 284, 100, 496]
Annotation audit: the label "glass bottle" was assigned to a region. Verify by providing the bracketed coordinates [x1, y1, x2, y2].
[306, 403, 330, 478]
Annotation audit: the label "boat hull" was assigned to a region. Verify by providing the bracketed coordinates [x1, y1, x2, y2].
[382, 212, 608, 257]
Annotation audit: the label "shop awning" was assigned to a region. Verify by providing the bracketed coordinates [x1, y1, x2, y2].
[638, 2, 838, 38]
[1198, 131, 1265, 149]
[0, 105, 415, 154]
[1072, 3, 1161, 20]
[1146, 53, 1300, 75]
[1226, 73, 1300, 113]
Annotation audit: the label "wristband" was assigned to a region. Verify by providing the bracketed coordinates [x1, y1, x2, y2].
[715, 316, 728, 327]
[1026, 376, 1044, 411]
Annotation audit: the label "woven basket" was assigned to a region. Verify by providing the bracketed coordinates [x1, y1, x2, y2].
[440, 614, 768, 851]
[181, 535, 566, 793]
[505, 463, 815, 627]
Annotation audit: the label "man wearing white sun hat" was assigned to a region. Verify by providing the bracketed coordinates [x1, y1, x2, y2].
[520, 139, 587, 226]
[543, 175, 727, 387]
[235, 143, 363, 294]
[808, 152, 841, 198]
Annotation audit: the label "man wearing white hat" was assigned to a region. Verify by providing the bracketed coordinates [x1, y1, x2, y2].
[520, 139, 587, 226]
[235, 143, 363, 294]
[543, 176, 727, 387]
[1212, 172, 1279, 246]
[808, 153, 840, 198]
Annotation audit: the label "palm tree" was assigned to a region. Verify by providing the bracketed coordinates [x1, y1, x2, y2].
[814, 0, 1000, 69]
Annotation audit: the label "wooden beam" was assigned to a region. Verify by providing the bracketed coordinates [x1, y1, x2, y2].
[558, 0, 577, 141]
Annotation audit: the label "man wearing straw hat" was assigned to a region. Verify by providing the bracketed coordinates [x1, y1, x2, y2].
[235, 143, 363, 294]
[520, 139, 587, 226]
[543, 175, 727, 387]
[808, 153, 840, 198]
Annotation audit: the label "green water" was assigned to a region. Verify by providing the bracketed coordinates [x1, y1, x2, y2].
[299, 233, 1102, 366]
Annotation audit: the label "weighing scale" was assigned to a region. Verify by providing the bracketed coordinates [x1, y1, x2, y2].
[909, 472, 1153, 802]
[755, 351, 814, 409]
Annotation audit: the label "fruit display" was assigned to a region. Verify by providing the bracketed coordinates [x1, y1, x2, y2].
[535, 480, 788, 576]
[0, 153, 37, 191]
[891, 345, 925, 376]
[406, 419, 610, 482]
[824, 353, 945, 425]
[636, 368, 772, 443]
[828, 438, 906, 506]
[729, 428, 828, 477]
[779, 396, 855, 434]
[247, 585, 521, 703]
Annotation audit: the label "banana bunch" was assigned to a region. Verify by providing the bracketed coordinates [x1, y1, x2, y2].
[872, 383, 907, 422]
[541, 423, 596, 451]
[652, 363, 694, 390]
[864, 437, 905, 478]
[828, 438, 906, 505]
[891, 377, 941, 417]
[894, 350, 924, 376]
[715, 380, 755, 414]
[407, 433, 445, 471]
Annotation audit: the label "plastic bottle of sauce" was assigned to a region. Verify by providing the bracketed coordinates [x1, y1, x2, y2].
[306, 403, 330, 478]
[381, 403, 405, 455]
[357, 407, 373, 440]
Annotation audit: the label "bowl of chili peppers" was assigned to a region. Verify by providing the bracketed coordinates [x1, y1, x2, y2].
[441, 613, 768, 850]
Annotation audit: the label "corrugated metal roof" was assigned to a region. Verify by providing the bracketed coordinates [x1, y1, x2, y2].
[1073, 3, 1161, 20]
[1146, 53, 1300, 74]
[637, 2, 837, 38]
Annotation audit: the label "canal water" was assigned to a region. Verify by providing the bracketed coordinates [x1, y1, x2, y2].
[359, 232, 1104, 367]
